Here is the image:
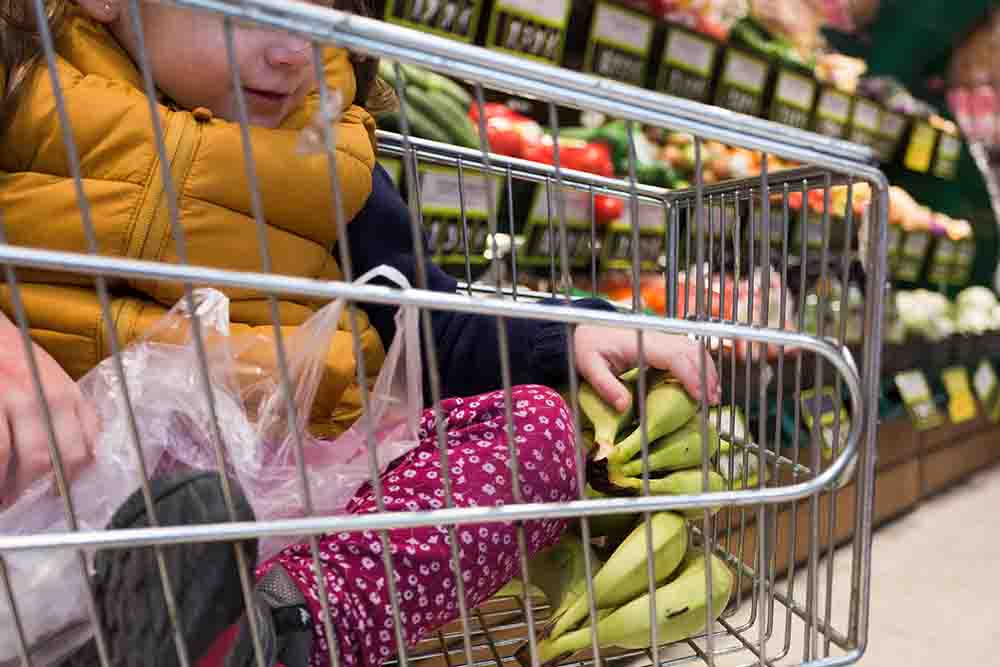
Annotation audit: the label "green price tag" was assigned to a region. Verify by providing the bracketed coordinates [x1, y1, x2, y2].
[875, 109, 906, 161]
[800, 387, 851, 455]
[658, 26, 718, 102]
[973, 360, 999, 421]
[486, 0, 571, 63]
[585, 1, 654, 87]
[715, 49, 769, 116]
[933, 131, 962, 180]
[849, 97, 881, 148]
[893, 257, 923, 282]
[894, 370, 944, 430]
[942, 366, 977, 423]
[900, 230, 931, 260]
[419, 166, 501, 268]
[518, 186, 598, 270]
[932, 237, 957, 265]
[886, 225, 903, 257]
[384, 0, 484, 42]
[814, 88, 851, 139]
[770, 68, 817, 130]
[601, 199, 667, 272]
[904, 121, 937, 173]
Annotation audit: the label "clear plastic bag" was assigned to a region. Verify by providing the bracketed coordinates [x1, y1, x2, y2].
[0, 266, 422, 663]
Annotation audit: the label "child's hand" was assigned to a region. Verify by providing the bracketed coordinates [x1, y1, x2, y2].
[573, 326, 721, 413]
[0, 318, 99, 506]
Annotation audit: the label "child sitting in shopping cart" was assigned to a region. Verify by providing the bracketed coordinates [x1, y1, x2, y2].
[0, 1, 720, 666]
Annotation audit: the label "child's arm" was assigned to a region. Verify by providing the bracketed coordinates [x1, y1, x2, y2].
[0, 311, 99, 505]
[344, 165, 720, 406]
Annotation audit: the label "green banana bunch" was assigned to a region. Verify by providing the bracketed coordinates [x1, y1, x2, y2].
[606, 469, 726, 517]
[548, 512, 688, 640]
[522, 533, 603, 619]
[578, 381, 634, 461]
[579, 485, 639, 550]
[614, 419, 721, 477]
[525, 553, 733, 665]
[717, 444, 767, 490]
[607, 380, 697, 465]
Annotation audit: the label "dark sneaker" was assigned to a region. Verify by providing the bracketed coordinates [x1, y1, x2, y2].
[59, 472, 314, 667]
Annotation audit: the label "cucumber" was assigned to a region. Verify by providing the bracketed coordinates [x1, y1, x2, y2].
[391, 101, 452, 144]
[404, 86, 467, 147]
[399, 63, 472, 108]
[423, 89, 479, 148]
[378, 60, 405, 91]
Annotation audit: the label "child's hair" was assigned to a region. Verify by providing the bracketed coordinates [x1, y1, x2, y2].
[0, 0, 394, 134]
[1, 0, 66, 133]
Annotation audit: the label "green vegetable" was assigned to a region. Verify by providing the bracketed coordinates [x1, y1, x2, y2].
[399, 64, 472, 108]
[424, 89, 479, 148]
[637, 161, 677, 188]
[403, 86, 465, 145]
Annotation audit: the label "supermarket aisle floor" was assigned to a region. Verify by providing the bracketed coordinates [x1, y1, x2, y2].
[857, 464, 1000, 666]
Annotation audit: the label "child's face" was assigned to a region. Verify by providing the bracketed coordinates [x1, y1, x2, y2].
[81, 0, 318, 128]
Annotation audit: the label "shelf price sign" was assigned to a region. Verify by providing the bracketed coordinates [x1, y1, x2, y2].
[519, 186, 598, 271]
[927, 236, 957, 285]
[875, 109, 907, 162]
[384, 0, 484, 42]
[849, 97, 881, 149]
[894, 370, 944, 431]
[800, 387, 851, 458]
[601, 199, 668, 272]
[419, 167, 501, 270]
[886, 224, 903, 272]
[933, 130, 962, 180]
[658, 26, 719, 103]
[941, 366, 977, 424]
[814, 87, 851, 139]
[770, 68, 817, 130]
[904, 121, 938, 173]
[714, 48, 769, 117]
[585, 2, 655, 87]
[486, 0, 571, 64]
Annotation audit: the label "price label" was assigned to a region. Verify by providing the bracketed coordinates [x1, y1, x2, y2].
[933, 132, 962, 180]
[487, 0, 570, 63]
[904, 121, 937, 173]
[814, 88, 851, 138]
[385, 0, 484, 41]
[770, 69, 816, 130]
[658, 27, 718, 102]
[715, 49, 768, 116]
[932, 237, 957, 265]
[942, 366, 977, 424]
[585, 2, 654, 86]
[852, 99, 880, 132]
[519, 186, 597, 270]
[901, 230, 930, 260]
[849, 98, 880, 148]
[974, 360, 997, 408]
[955, 240, 976, 266]
[602, 200, 667, 271]
[895, 370, 944, 430]
[894, 257, 923, 282]
[875, 110, 906, 161]
[886, 225, 903, 255]
[420, 167, 500, 267]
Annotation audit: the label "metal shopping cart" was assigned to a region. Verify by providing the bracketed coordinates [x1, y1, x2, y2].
[0, 2, 888, 667]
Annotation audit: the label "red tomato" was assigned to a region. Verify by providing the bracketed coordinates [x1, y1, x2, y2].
[594, 195, 624, 225]
[521, 140, 554, 165]
[646, 0, 678, 19]
[787, 191, 804, 211]
[695, 15, 729, 41]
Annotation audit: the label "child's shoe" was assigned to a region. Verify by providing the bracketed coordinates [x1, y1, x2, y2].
[60, 472, 314, 667]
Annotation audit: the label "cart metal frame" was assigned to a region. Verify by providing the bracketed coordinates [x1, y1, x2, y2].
[0, 3, 888, 667]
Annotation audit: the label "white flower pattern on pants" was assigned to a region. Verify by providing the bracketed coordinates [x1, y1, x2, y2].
[258, 385, 577, 667]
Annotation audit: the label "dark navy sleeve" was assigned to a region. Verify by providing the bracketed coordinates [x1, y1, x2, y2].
[342, 164, 618, 401]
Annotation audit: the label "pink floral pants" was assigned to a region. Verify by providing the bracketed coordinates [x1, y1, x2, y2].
[258, 385, 578, 667]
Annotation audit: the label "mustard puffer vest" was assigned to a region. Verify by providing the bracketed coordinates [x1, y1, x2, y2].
[0, 12, 385, 437]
